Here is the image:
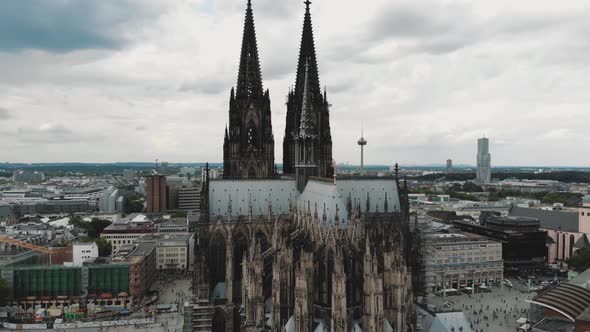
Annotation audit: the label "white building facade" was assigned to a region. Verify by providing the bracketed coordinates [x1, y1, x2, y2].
[73, 242, 99, 266]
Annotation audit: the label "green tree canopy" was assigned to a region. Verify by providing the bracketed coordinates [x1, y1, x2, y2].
[567, 248, 590, 272]
[542, 192, 583, 207]
[124, 192, 144, 214]
[95, 237, 112, 257]
[462, 182, 484, 192]
[68, 216, 112, 239]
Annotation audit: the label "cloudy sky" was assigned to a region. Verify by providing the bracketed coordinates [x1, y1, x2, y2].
[0, 0, 589, 166]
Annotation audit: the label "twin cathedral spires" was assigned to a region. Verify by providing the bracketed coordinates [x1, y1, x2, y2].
[223, 0, 333, 186]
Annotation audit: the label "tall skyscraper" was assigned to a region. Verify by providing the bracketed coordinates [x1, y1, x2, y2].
[146, 174, 167, 213]
[446, 159, 452, 174]
[476, 137, 491, 184]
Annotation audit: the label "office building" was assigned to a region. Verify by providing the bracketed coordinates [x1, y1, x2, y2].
[9, 199, 90, 217]
[100, 215, 156, 252]
[446, 159, 452, 174]
[157, 218, 189, 234]
[424, 232, 503, 292]
[177, 186, 200, 211]
[510, 204, 590, 263]
[476, 137, 491, 184]
[137, 233, 193, 271]
[146, 175, 167, 213]
[98, 187, 122, 213]
[111, 241, 157, 300]
[454, 215, 546, 271]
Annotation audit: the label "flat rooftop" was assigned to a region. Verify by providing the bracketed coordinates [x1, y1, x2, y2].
[137, 233, 192, 244]
[426, 231, 498, 243]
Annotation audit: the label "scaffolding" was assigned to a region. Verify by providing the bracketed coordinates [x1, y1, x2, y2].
[183, 286, 214, 332]
[13, 266, 81, 298]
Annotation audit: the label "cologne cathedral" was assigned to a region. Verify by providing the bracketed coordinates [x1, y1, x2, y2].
[195, 1, 418, 331]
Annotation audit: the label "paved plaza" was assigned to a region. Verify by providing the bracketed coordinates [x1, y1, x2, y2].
[427, 278, 537, 332]
[154, 274, 193, 306]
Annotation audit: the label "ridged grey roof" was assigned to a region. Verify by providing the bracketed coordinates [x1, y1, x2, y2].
[509, 206, 579, 232]
[337, 178, 400, 214]
[297, 179, 347, 227]
[208, 177, 402, 226]
[209, 179, 298, 218]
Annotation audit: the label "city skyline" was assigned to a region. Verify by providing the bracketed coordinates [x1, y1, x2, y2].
[0, 1, 589, 166]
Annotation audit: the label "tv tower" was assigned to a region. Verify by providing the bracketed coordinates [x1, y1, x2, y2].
[357, 127, 367, 175]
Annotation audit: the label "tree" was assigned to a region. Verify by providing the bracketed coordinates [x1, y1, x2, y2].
[449, 183, 463, 192]
[567, 248, 590, 272]
[462, 182, 483, 192]
[450, 192, 479, 201]
[170, 211, 188, 218]
[68, 216, 111, 239]
[542, 192, 583, 207]
[125, 192, 144, 214]
[95, 237, 112, 257]
[86, 218, 111, 238]
[68, 215, 85, 228]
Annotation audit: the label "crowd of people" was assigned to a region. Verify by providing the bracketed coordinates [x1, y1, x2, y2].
[430, 279, 540, 332]
[461, 293, 531, 332]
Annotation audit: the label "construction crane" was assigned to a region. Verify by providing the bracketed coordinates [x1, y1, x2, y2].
[0, 235, 56, 264]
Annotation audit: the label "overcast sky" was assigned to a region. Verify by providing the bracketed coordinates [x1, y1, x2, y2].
[0, 0, 589, 166]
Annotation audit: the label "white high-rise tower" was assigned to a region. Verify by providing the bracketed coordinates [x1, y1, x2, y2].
[476, 137, 491, 184]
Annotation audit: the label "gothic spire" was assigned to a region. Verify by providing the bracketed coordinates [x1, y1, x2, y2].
[294, 0, 321, 102]
[236, 0, 264, 100]
[299, 59, 316, 137]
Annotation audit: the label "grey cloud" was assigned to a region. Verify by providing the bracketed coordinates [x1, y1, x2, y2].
[15, 123, 86, 144]
[370, 7, 456, 40]
[179, 78, 231, 95]
[215, 0, 300, 20]
[412, 36, 477, 55]
[0, 108, 10, 120]
[0, 0, 589, 166]
[264, 57, 294, 81]
[0, 0, 159, 52]
[329, 81, 356, 94]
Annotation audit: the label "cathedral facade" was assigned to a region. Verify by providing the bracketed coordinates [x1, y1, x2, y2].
[195, 1, 417, 331]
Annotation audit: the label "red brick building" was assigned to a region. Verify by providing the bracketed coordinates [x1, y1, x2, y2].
[146, 175, 167, 213]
